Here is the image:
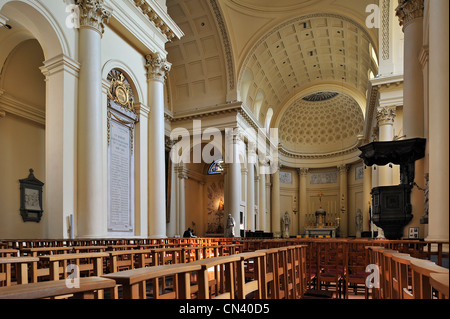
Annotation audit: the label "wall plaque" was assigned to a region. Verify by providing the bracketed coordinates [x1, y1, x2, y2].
[107, 69, 137, 233]
[310, 171, 338, 185]
[19, 169, 44, 223]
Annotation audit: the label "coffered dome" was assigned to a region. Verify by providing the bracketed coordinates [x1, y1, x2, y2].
[278, 92, 364, 155]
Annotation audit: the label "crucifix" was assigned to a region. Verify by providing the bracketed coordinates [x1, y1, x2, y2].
[318, 192, 323, 208]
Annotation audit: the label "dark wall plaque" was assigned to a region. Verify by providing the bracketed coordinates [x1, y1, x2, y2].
[19, 169, 44, 223]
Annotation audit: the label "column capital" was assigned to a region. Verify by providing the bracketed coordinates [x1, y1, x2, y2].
[298, 168, 309, 176]
[76, 0, 111, 35]
[395, 0, 424, 30]
[338, 164, 349, 174]
[376, 105, 397, 126]
[145, 53, 172, 83]
[176, 164, 189, 180]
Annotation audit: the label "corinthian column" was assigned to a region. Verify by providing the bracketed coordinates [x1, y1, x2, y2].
[76, 0, 111, 238]
[427, 0, 449, 241]
[145, 53, 171, 238]
[396, 0, 426, 235]
[338, 165, 349, 238]
[396, 0, 425, 137]
[298, 168, 308, 235]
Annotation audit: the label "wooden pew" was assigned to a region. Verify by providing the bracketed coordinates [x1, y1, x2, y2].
[0, 257, 39, 286]
[430, 273, 449, 299]
[410, 259, 449, 299]
[103, 263, 202, 299]
[193, 254, 241, 299]
[0, 277, 116, 299]
[257, 248, 280, 299]
[38, 253, 109, 280]
[236, 251, 265, 299]
[390, 253, 413, 299]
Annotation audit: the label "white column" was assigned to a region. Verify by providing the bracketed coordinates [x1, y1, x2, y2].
[363, 166, 373, 233]
[258, 172, 266, 232]
[134, 103, 150, 237]
[271, 167, 281, 238]
[427, 0, 449, 241]
[76, 0, 111, 238]
[396, 0, 425, 139]
[298, 168, 308, 236]
[338, 165, 349, 238]
[176, 164, 188, 236]
[247, 161, 255, 232]
[40, 55, 80, 238]
[265, 174, 271, 232]
[396, 0, 426, 234]
[145, 53, 171, 238]
[377, 106, 396, 186]
[230, 148, 242, 237]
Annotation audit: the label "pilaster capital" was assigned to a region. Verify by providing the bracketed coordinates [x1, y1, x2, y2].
[395, 0, 424, 30]
[145, 53, 172, 83]
[75, 0, 111, 35]
[376, 105, 397, 126]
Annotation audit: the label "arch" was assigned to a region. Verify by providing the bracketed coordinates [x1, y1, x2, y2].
[239, 68, 254, 104]
[265, 108, 274, 134]
[253, 90, 265, 121]
[0, 0, 70, 60]
[102, 59, 144, 105]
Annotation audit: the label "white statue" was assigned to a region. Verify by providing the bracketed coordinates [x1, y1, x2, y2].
[225, 214, 236, 237]
[282, 211, 291, 238]
[355, 209, 363, 238]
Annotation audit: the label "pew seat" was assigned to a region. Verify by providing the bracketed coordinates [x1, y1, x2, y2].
[0, 277, 116, 299]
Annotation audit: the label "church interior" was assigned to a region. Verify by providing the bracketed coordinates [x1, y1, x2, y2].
[0, 0, 448, 302]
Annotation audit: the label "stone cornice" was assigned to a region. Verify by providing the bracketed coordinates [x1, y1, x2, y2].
[279, 143, 361, 160]
[133, 0, 184, 42]
[0, 91, 45, 125]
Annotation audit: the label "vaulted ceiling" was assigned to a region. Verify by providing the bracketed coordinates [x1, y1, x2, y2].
[166, 0, 379, 138]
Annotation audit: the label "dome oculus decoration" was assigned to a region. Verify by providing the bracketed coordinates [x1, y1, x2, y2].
[302, 92, 339, 102]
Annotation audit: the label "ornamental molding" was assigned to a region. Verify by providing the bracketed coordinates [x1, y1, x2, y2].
[76, 0, 111, 35]
[145, 53, 172, 82]
[133, 0, 181, 42]
[395, 0, 424, 30]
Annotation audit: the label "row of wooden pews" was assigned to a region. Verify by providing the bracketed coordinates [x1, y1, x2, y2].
[367, 246, 449, 299]
[0, 238, 447, 300]
[0, 242, 308, 300]
[102, 245, 308, 300]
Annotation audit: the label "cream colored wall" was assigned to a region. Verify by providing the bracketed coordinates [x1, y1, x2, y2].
[0, 114, 46, 238]
[0, 38, 46, 239]
[279, 168, 298, 236]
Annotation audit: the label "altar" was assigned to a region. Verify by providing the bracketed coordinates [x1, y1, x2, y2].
[305, 227, 338, 238]
[304, 193, 340, 238]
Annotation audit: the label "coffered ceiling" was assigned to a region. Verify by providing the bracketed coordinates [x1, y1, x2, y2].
[166, 0, 379, 129]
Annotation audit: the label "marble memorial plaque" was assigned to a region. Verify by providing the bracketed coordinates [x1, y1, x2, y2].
[108, 119, 134, 232]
